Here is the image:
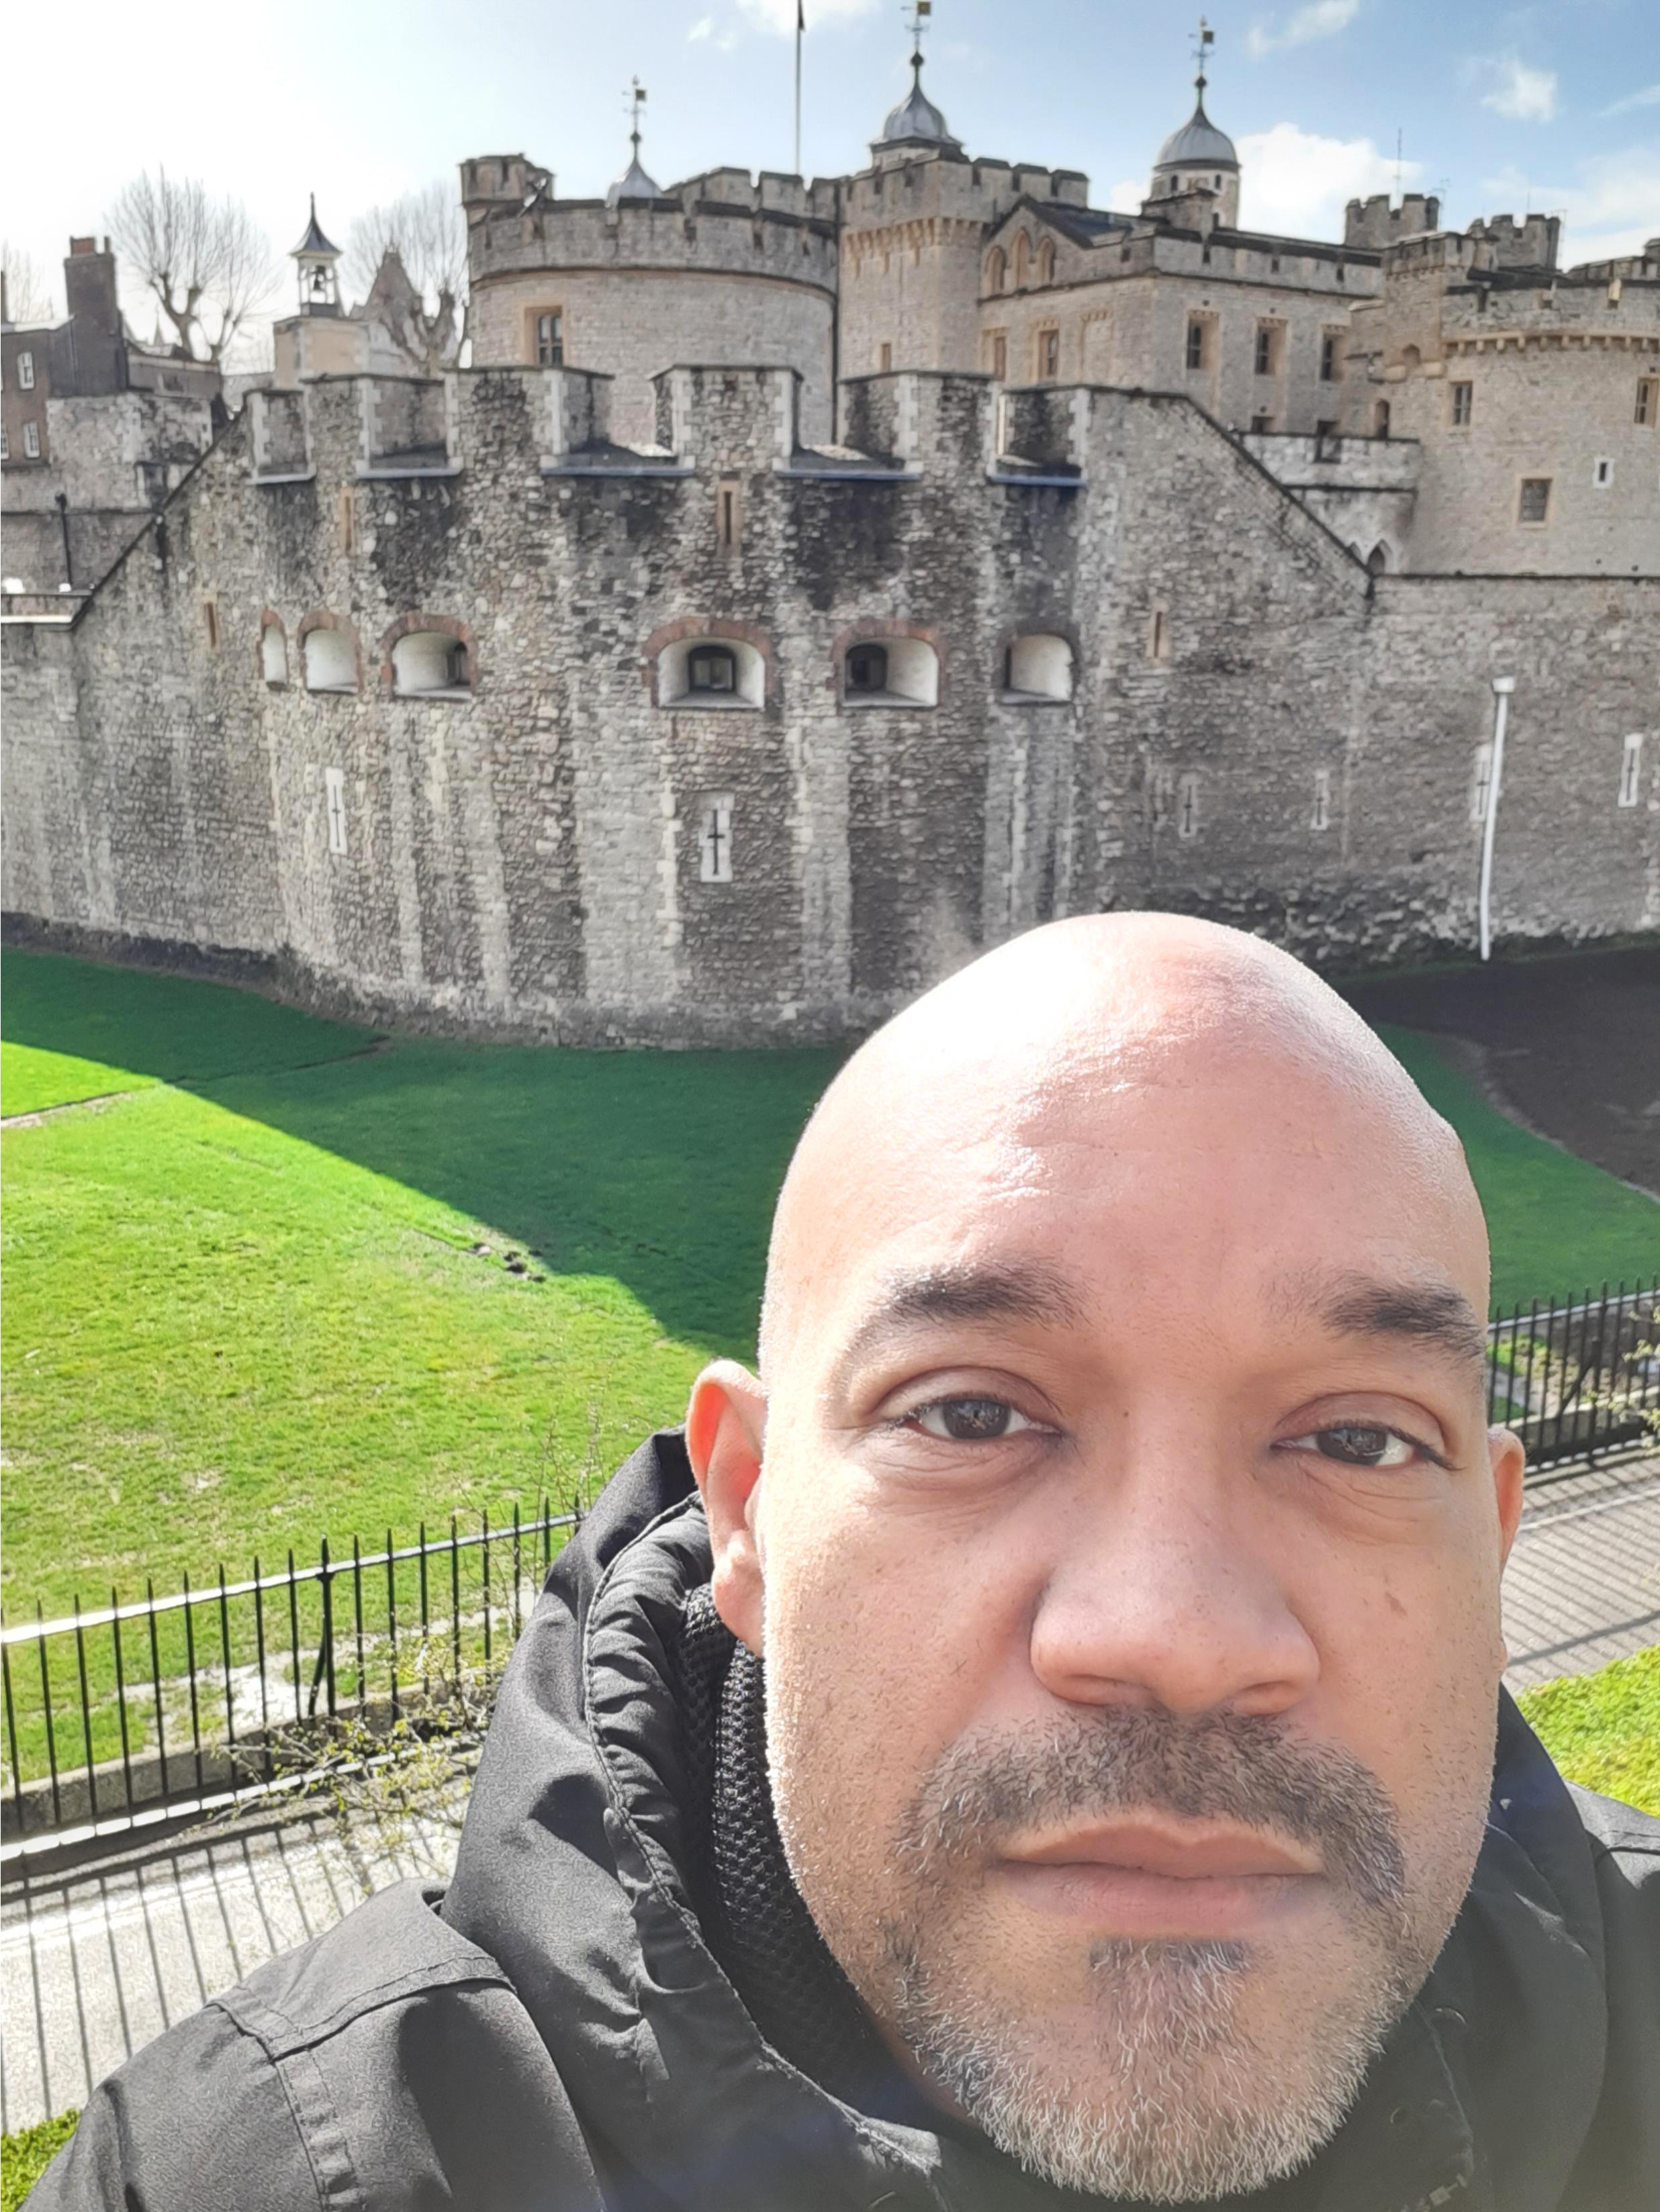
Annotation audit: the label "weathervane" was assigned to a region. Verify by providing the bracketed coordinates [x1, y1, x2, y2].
[1192, 15, 1214, 99]
[905, 0, 933, 75]
[625, 75, 647, 159]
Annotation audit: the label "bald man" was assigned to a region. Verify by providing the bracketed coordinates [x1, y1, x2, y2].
[36, 918, 1660, 2211]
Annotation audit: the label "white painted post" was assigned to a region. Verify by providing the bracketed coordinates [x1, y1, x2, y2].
[1477, 676, 1514, 963]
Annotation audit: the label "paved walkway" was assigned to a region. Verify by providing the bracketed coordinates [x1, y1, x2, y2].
[5, 1454, 1657, 2135]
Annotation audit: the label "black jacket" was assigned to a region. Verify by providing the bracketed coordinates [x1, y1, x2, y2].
[34, 1433, 1660, 2211]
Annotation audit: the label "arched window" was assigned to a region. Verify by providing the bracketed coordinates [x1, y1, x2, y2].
[1036, 239, 1055, 286]
[392, 629, 471, 695]
[302, 624, 356, 693]
[985, 246, 1006, 294]
[656, 634, 766, 708]
[1013, 233, 1031, 287]
[1001, 633, 1074, 701]
[1373, 399, 1391, 438]
[841, 633, 938, 707]
[846, 642, 888, 693]
[260, 620, 287, 687]
[1367, 542, 1390, 575]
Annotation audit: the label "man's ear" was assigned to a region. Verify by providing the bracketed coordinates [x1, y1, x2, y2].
[685, 1360, 768, 1654]
[1489, 1424, 1526, 1570]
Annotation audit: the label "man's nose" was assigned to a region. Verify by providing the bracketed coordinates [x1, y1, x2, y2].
[1026, 1442, 1320, 1721]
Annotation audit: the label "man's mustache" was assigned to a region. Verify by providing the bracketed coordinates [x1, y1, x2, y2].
[893, 1706, 1409, 1920]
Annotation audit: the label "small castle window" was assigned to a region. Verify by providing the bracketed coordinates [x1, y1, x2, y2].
[1517, 477, 1551, 524]
[1002, 633, 1074, 702]
[1, 427, 9, 459]
[1185, 318, 1207, 372]
[698, 793, 735, 883]
[261, 622, 288, 687]
[1367, 542, 1390, 575]
[1149, 604, 1170, 663]
[1636, 377, 1658, 426]
[1592, 456, 1614, 490]
[846, 642, 888, 693]
[17, 351, 35, 391]
[1320, 333, 1342, 383]
[1254, 325, 1277, 377]
[1312, 767, 1332, 833]
[1037, 327, 1060, 380]
[985, 246, 1006, 293]
[688, 644, 738, 693]
[717, 476, 741, 549]
[1176, 773, 1201, 840]
[201, 598, 220, 651]
[1250, 414, 1273, 434]
[842, 634, 937, 708]
[878, 342, 892, 371]
[1037, 240, 1055, 285]
[392, 629, 471, 695]
[304, 626, 357, 692]
[1373, 399, 1391, 438]
[535, 311, 564, 367]
[1450, 381, 1473, 426]
[1013, 234, 1030, 287]
[324, 766, 348, 857]
[984, 330, 1008, 380]
[1618, 734, 1644, 808]
[22, 422, 40, 459]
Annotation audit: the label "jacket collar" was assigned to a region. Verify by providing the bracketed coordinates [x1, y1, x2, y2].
[445, 1432, 1608, 2212]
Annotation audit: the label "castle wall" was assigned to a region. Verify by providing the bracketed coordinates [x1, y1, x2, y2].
[5, 365, 1654, 1045]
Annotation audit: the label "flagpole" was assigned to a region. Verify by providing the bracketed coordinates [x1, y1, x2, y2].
[794, 5, 804, 177]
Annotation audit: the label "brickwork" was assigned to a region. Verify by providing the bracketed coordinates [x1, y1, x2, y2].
[5, 363, 1655, 1044]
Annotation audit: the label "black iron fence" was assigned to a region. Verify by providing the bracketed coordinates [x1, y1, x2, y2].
[2, 1502, 575, 1859]
[3, 1282, 1656, 1853]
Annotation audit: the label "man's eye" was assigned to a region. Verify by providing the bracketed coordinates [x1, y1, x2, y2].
[1281, 1424, 1423, 1469]
[908, 1397, 1038, 1443]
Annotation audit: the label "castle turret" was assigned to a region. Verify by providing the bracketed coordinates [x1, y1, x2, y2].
[291, 197, 342, 316]
[1148, 30, 1240, 229]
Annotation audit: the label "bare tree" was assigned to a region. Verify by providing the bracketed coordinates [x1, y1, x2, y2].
[1, 241, 56, 326]
[105, 170, 278, 363]
[344, 181, 469, 375]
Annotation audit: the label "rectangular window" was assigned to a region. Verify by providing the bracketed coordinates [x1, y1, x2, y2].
[1592, 456, 1614, 489]
[17, 350, 35, 390]
[1635, 376, 1657, 427]
[1518, 477, 1551, 524]
[1250, 413, 1273, 434]
[1450, 381, 1473, 426]
[1312, 767, 1332, 832]
[698, 794, 734, 883]
[22, 421, 40, 459]
[1254, 324, 1277, 377]
[1185, 318, 1206, 371]
[0, 426, 8, 460]
[1618, 733, 1644, 809]
[202, 598, 219, 651]
[1148, 605, 1170, 663]
[339, 487, 356, 552]
[324, 767, 348, 857]
[1319, 332, 1342, 383]
[1176, 772, 1201, 840]
[1150, 767, 1173, 828]
[1470, 742, 1493, 827]
[984, 330, 1008, 380]
[878, 342, 892, 372]
[717, 476, 740, 549]
[1037, 327, 1060, 380]
[535, 311, 563, 367]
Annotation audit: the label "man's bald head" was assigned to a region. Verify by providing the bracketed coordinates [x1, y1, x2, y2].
[758, 913, 1483, 1387]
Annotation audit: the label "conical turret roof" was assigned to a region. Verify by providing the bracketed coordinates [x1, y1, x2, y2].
[291, 195, 341, 258]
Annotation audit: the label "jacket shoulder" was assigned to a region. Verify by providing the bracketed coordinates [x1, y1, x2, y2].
[31, 1880, 604, 2212]
[1568, 1781, 1660, 1867]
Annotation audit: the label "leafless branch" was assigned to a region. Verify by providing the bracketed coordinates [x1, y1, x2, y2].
[1, 240, 56, 326]
[105, 169, 279, 363]
[344, 181, 469, 375]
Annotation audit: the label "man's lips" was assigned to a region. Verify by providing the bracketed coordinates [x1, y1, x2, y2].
[993, 1818, 1324, 1937]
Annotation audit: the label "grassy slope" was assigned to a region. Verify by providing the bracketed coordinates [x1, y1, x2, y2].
[2, 2113, 76, 2211]
[3, 949, 1656, 1618]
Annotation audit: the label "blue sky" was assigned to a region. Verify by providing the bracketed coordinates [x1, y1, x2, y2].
[4, 0, 1655, 344]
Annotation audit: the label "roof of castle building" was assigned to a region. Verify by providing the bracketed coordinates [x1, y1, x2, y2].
[874, 52, 963, 154]
[1152, 92, 1238, 174]
[606, 153, 663, 205]
[291, 196, 340, 259]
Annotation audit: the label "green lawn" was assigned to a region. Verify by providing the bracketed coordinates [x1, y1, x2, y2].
[1, 2112, 75, 2211]
[2, 947, 1655, 1626]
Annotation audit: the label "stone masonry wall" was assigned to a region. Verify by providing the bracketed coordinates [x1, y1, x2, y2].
[4, 363, 1655, 1045]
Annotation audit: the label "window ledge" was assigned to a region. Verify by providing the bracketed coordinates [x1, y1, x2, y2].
[255, 469, 317, 485]
[395, 686, 473, 701]
[355, 463, 463, 481]
[998, 689, 1072, 706]
[661, 692, 759, 711]
[843, 691, 936, 710]
[305, 683, 358, 695]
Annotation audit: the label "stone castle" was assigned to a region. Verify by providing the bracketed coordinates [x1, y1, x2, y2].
[2, 40, 1656, 1043]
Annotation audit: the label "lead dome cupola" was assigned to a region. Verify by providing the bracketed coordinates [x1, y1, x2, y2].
[1152, 96, 1238, 177]
[874, 36, 962, 157]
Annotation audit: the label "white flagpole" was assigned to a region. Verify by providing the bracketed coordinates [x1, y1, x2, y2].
[794, 6, 804, 177]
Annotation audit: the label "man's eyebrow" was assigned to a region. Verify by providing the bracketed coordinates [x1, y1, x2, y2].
[1273, 1270, 1489, 1371]
[829, 1260, 1089, 1393]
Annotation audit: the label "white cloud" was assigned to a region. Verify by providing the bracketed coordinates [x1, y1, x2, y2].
[1246, 0, 1361, 61]
[1601, 82, 1660, 117]
[1107, 176, 1146, 215]
[1478, 151, 1660, 265]
[1234, 122, 1424, 239]
[687, 14, 714, 38]
[738, 0, 877, 32]
[1481, 55, 1558, 123]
